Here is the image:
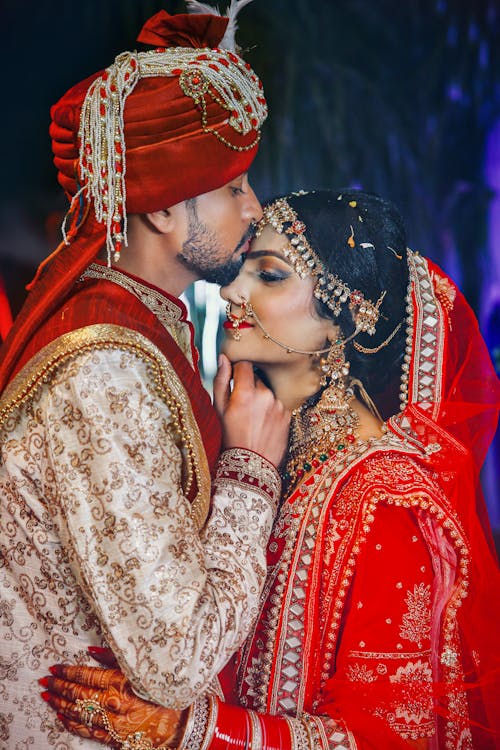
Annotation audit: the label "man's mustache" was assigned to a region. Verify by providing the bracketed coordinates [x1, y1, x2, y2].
[234, 225, 256, 256]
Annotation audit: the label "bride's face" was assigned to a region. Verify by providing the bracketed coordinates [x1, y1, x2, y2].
[220, 225, 335, 369]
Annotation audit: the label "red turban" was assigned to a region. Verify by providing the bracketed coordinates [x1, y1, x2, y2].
[50, 11, 266, 215]
[50, 9, 267, 259]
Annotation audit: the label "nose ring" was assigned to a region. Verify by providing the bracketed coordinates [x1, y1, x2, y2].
[225, 299, 253, 341]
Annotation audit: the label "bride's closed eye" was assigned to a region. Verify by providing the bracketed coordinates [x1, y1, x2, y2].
[258, 269, 290, 283]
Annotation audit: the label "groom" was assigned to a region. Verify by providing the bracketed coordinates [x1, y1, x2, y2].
[0, 5, 289, 746]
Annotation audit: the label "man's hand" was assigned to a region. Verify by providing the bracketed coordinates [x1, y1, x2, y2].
[213, 355, 290, 468]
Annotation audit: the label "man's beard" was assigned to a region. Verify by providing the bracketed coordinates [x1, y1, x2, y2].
[194, 253, 244, 286]
[177, 199, 249, 286]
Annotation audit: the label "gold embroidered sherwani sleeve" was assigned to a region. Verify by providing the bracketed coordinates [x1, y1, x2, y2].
[44, 346, 280, 708]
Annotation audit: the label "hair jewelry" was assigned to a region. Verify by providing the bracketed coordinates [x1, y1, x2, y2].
[387, 245, 403, 260]
[353, 320, 404, 355]
[255, 197, 383, 337]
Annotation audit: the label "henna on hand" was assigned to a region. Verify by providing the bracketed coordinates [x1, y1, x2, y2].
[41, 664, 187, 748]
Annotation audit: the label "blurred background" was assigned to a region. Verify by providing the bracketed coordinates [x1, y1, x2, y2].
[0, 0, 499, 531]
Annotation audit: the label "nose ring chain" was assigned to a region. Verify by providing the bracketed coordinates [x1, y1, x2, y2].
[225, 299, 253, 340]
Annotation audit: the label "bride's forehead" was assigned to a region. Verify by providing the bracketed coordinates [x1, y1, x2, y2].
[250, 226, 288, 252]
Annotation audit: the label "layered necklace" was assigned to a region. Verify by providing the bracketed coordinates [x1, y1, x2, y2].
[282, 385, 360, 494]
[224, 297, 361, 494]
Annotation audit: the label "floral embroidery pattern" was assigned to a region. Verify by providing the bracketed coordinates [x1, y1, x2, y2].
[400, 583, 431, 648]
[347, 663, 378, 683]
[388, 659, 434, 738]
[323, 515, 341, 567]
[0, 340, 279, 745]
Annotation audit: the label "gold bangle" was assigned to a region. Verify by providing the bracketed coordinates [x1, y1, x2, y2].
[248, 709, 262, 750]
[179, 695, 218, 750]
[176, 704, 194, 750]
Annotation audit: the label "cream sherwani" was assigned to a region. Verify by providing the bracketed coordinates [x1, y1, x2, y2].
[0, 267, 280, 747]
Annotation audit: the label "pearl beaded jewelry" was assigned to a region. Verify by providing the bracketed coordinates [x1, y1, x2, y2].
[78, 46, 267, 265]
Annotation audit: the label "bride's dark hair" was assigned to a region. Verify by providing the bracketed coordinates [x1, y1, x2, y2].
[285, 189, 409, 414]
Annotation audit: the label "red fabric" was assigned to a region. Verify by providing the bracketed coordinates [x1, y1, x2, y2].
[392, 260, 500, 746]
[0, 210, 102, 391]
[137, 10, 229, 49]
[216, 453, 500, 748]
[213, 255, 500, 749]
[50, 11, 259, 212]
[50, 72, 258, 214]
[418, 260, 499, 550]
[9, 265, 221, 483]
[0, 276, 12, 341]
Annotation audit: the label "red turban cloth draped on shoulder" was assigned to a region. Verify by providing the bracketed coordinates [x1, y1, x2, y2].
[0, 7, 267, 389]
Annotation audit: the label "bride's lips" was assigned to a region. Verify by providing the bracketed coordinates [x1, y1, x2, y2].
[223, 321, 253, 330]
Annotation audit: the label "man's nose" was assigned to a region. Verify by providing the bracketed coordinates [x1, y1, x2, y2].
[243, 184, 262, 223]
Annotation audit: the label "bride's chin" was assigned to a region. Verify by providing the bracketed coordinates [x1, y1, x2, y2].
[220, 341, 246, 363]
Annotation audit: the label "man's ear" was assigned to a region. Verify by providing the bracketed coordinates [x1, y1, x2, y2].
[144, 208, 176, 234]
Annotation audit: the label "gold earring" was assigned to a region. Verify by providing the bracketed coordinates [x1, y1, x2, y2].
[318, 337, 351, 400]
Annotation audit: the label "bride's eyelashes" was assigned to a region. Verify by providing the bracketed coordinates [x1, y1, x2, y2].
[257, 269, 290, 283]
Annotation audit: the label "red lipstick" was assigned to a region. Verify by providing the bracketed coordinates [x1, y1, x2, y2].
[223, 321, 253, 330]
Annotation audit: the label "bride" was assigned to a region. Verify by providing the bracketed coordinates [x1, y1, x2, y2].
[42, 189, 500, 749]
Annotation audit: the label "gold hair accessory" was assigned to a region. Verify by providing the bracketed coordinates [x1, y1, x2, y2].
[78, 45, 267, 265]
[347, 224, 355, 248]
[255, 197, 382, 336]
[353, 320, 404, 354]
[387, 245, 403, 260]
[75, 694, 170, 749]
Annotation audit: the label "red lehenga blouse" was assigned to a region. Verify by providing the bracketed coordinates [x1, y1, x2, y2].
[197, 251, 500, 750]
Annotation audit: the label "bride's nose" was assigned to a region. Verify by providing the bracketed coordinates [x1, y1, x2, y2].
[219, 279, 248, 307]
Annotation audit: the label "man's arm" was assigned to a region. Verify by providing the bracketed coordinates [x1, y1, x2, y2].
[46, 346, 287, 708]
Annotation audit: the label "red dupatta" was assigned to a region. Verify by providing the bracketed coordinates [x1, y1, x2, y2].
[219, 250, 500, 749]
